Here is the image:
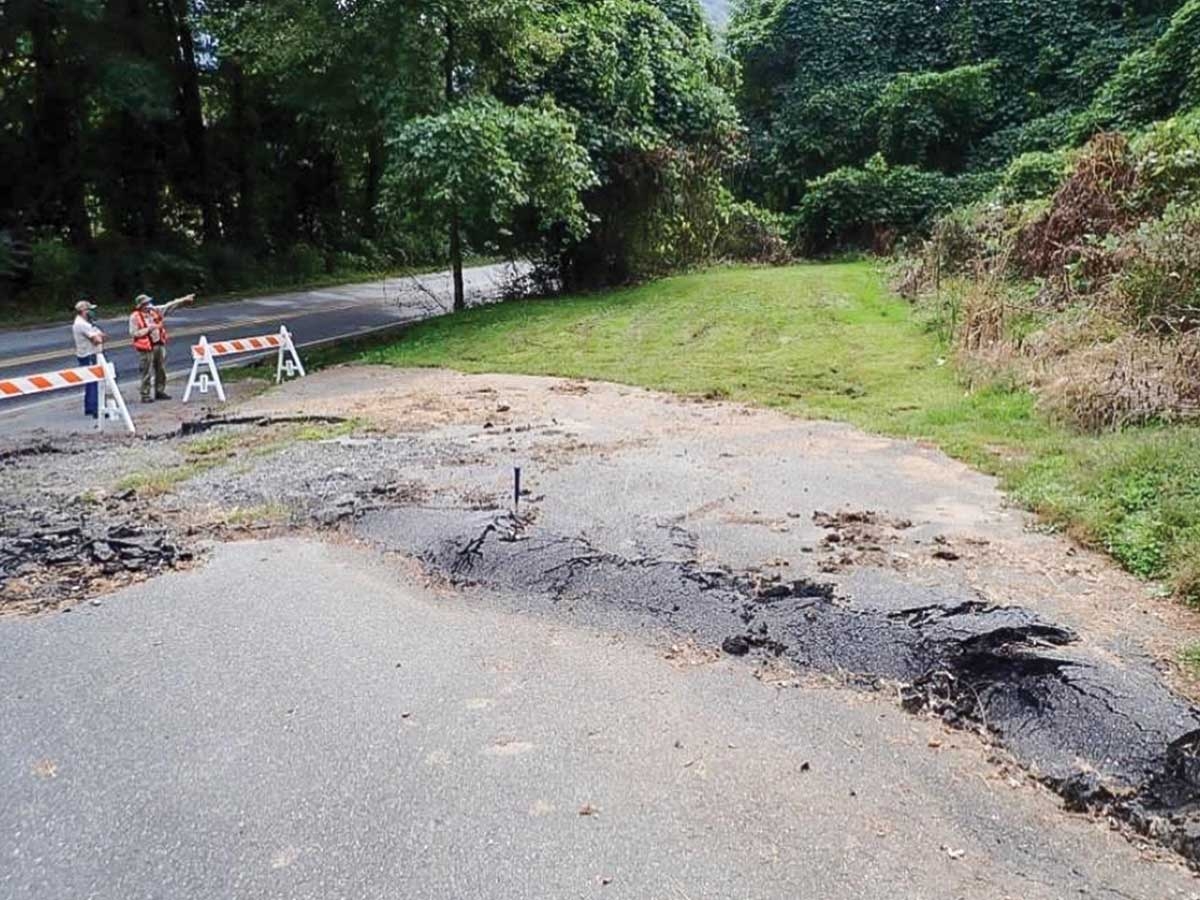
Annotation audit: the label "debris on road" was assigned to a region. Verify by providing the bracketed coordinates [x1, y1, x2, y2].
[812, 509, 913, 572]
[1, 504, 191, 613]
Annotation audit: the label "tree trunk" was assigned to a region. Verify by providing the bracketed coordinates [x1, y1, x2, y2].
[163, 0, 218, 243]
[229, 62, 257, 246]
[444, 12, 465, 312]
[362, 133, 384, 240]
[449, 209, 465, 312]
[29, 3, 91, 244]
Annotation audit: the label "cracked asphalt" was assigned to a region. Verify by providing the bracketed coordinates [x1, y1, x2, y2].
[3, 540, 1196, 900]
[3, 365, 1200, 897]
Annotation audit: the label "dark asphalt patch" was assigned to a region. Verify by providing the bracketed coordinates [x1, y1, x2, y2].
[0, 440, 65, 461]
[359, 506, 1200, 865]
[175, 413, 347, 436]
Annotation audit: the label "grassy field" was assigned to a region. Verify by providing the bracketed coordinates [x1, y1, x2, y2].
[361, 261, 1200, 604]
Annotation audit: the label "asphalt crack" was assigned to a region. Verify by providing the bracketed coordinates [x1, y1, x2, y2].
[357, 505, 1200, 867]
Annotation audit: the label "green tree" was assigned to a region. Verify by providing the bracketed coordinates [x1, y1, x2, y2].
[386, 97, 596, 290]
[528, 0, 741, 285]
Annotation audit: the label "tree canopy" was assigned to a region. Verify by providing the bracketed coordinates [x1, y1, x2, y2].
[0, 0, 736, 311]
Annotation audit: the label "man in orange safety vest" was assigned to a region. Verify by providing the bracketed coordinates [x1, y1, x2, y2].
[128, 292, 195, 402]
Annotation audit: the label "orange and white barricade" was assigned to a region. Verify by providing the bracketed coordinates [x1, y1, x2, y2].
[0, 352, 135, 433]
[182, 325, 306, 403]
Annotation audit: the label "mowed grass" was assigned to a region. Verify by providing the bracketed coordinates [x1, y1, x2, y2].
[364, 261, 1200, 602]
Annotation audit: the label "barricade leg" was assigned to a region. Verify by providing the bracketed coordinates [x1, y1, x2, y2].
[104, 361, 135, 434]
[184, 336, 226, 403]
[182, 355, 202, 404]
[207, 347, 227, 402]
[280, 326, 307, 381]
[96, 362, 107, 433]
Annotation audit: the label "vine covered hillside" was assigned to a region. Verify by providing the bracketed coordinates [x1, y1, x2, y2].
[728, 0, 1198, 250]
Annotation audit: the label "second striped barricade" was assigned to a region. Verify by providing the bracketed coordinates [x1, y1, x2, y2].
[182, 325, 307, 403]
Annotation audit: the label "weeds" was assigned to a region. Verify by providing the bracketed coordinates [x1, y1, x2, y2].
[903, 129, 1200, 431]
[219, 503, 291, 527]
[115, 464, 205, 497]
[1179, 642, 1200, 675]
[290, 419, 361, 442]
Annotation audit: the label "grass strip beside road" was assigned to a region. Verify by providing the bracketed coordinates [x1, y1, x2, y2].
[351, 261, 1199, 604]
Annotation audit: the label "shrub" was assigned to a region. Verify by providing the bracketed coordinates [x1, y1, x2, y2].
[202, 243, 261, 292]
[1116, 202, 1200, 332]
[30, 237, 80, 300]
[996, 151, 1069, 204]
[285, 242, 327, 280]
[0, 231, 18, 281]
[352, 238, 393, 271]
[1089, 0, 1200, 130]
[874, 63, 998, 172]
[1130, 111, 1200, 209]
[969, 109, 1085, 171]
[716, 199, 790, 263]
[1013, 133, 1139, 280]
[762, 76, 888, 207]
[333, 250, 374, 273]
[796, 155, 995, 253]
[134, 249, 208, 296]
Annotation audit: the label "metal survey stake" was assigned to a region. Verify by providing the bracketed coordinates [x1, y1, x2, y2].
[513, 466, 522, 513]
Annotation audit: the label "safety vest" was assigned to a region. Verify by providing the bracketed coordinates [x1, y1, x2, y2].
[131, 309, 167, 352]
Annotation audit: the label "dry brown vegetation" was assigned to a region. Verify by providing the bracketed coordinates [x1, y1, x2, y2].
[901, 131, 1200, 432]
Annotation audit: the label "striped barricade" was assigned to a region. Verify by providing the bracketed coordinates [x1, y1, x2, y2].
[182, 325, 306, 403]
[0, 353, 135, 433]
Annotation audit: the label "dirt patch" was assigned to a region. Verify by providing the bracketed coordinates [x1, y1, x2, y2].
[812, 509, 915, 572]
[228, 367, 1200, 668]
[664, 639, 721, 669]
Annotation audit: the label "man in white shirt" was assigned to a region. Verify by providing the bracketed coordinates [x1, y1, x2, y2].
[71, 299, 106, 419]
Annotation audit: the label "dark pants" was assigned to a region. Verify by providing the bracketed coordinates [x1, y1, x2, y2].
[77, 354, 97, 418]
[138, 344, 168, 399]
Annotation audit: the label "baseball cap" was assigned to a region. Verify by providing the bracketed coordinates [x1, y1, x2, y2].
[134, 294, 153, 307]
[74, 299, 96, 314]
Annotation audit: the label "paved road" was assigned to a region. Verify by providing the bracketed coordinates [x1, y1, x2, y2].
[0, 263, 515, 431]
[2, 538, 1193, 900]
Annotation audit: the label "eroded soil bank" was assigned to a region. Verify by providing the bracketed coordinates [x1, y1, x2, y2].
[4, 365, 1200, 867]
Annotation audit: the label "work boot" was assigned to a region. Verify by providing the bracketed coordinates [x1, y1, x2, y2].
[155, 392, 171, 400]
